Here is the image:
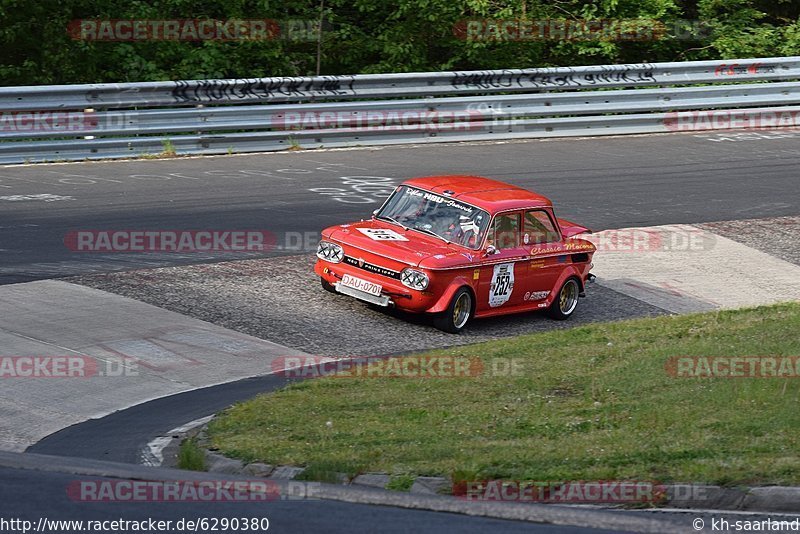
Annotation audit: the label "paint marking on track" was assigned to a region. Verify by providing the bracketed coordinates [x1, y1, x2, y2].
[139, 415, 214, 467]
[0, 194, 74, 202]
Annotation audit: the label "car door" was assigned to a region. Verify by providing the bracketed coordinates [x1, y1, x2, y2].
[521, 209, 564, 306]
[475, 211, 531, 313]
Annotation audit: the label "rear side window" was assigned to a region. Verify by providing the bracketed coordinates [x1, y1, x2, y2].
[524, 210, 560, 244]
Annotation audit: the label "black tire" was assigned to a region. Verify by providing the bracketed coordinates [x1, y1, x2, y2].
[433, 287, 473, 333]
[547, 278, 580, 320]
[320, 277, 337, 293]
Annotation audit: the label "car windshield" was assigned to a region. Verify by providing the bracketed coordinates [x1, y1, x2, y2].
[376, 186, 490, 249]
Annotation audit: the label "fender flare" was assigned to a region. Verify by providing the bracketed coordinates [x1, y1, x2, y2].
[542, 266, 584, 308]
[428, 276, 475, 314]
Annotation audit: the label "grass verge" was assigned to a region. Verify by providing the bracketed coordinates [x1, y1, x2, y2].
[177, 439, 206, 471]
[207, 303, 800, 486]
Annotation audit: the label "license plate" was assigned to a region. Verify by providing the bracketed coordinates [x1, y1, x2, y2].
[341, 274, 382, 297]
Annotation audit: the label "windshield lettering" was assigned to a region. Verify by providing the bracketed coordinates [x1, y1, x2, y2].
[377, 186, 489, 249]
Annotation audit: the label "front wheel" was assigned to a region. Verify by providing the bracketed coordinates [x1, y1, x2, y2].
[433, 287, 473, 333]
[547, 278, 580, 320]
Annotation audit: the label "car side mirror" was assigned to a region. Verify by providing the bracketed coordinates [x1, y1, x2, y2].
[371, 209, 378, 219]
[483, 245, 498, 257]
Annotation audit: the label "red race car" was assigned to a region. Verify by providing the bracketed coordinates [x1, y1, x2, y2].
[314, 175, 596, 333]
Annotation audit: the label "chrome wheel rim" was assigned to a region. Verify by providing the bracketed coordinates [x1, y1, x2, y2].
[559, 280, 579, 315]
[452, 292, 471, 329]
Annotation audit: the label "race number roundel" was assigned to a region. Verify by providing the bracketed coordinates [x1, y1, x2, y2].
[489, 263, 515, 307]
[356, 227, 409, 241]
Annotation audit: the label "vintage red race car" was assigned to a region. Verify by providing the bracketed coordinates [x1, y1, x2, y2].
[314, 175, 596, 333]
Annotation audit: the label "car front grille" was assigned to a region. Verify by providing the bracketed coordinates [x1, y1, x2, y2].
[343, 256, 401, 279]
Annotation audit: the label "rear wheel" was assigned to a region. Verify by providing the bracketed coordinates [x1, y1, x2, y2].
[320, 277, 337, 294]
[547, 278, 580, 320]
[433, 287, 472, 333]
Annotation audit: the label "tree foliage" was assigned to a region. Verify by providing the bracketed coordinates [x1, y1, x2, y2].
[1, 0, 800, 85]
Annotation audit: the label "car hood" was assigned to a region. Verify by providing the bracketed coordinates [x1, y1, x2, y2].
[324, 219, 475, 269]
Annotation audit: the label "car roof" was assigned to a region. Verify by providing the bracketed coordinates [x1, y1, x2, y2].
[401, 175, 552, 214]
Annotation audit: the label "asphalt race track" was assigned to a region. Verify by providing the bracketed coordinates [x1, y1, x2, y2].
[2, 130, 799, 284]
[30, 374, 299, 464]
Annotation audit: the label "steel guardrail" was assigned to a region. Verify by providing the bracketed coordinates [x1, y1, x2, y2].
[1, 56, 799, 164]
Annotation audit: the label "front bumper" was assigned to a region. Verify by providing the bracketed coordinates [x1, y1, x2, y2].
[334, 281, 393, 307]
[315, 260, 437, 313]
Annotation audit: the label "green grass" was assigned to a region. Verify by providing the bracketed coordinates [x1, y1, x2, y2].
[386, 474, 416, 492]
[160, 138, 177, 157]
[207, 303, 800, 486]
[177, 439, 207, 472]
[286, 136, 303, 151]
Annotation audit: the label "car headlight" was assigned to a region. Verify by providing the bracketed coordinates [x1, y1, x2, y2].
[401, 268, 429, 291]
[316, 241, 344, 263]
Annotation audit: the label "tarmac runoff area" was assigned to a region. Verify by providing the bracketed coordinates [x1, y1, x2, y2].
[0, 280, 307, 452]
[588, 222, 800, 314]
